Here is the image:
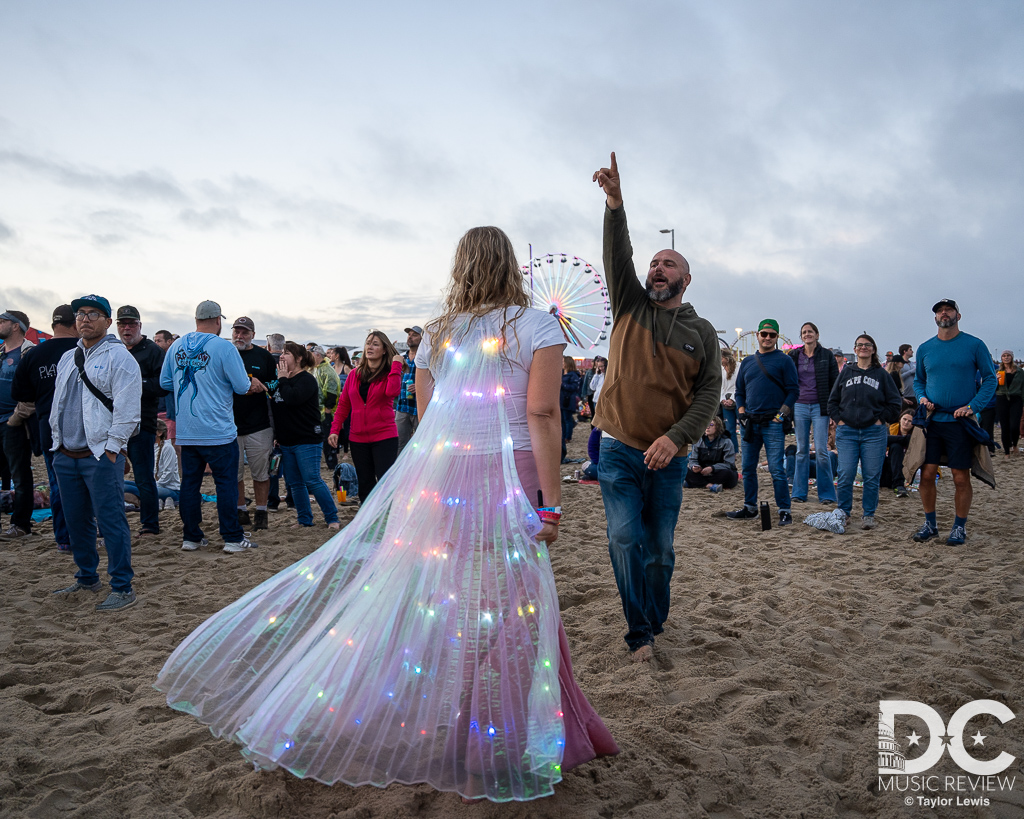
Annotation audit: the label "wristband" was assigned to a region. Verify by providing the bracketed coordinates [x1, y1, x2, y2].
[537, 506, 562, 524]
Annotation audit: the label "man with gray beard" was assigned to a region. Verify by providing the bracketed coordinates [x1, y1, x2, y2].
[592, 153, 721, 663]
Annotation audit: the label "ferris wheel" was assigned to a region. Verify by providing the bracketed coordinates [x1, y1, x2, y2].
[522, 253, 611, 350]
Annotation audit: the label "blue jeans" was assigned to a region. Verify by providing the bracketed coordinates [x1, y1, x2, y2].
[180, 442, 244, 543]
[721, 404, 738, 448]
[836, 424, 887, 518]
[124, 481, 180, 504]
[43, 448, 70, 546]
[53, 452, 134, 593]
[127, 430, 159, 533]
[741, 420, 790, 512]
[598, 437, 684, 651]
[793, 402, 837, 502]
[281, 443, 339, 526]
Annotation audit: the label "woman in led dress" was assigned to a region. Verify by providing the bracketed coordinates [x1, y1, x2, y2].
[155, 226, 617, 803]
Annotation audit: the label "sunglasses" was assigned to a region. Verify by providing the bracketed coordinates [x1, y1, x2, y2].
[759, 331, 778, 338]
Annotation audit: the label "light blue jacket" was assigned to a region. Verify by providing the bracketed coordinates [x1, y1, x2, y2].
[160, 332, 250, 445]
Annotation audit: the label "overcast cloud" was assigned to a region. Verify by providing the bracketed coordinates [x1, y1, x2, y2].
[0, 1, 1020, 353]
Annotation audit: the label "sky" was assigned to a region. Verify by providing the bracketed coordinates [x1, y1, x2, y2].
[2, 1, 1022, 356]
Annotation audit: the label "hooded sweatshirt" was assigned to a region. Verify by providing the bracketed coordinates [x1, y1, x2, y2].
[827, 363, 903, 429]
[593, 206, 722, 454]
[160, 331, 250, 446]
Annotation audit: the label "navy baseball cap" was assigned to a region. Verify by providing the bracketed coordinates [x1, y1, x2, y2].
[932, 299, 959, 313]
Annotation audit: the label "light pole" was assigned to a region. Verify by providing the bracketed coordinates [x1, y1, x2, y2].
[659, 228, 675, 250]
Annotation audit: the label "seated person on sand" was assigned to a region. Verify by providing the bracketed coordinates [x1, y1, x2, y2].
[684, 417, 738, 491]
[880, 409, 915, 498]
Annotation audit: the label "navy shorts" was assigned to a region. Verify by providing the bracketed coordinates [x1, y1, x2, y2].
[924, 421, 973, 470]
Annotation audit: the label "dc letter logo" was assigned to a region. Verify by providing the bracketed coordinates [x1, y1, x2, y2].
[878, 700, 1015, 775]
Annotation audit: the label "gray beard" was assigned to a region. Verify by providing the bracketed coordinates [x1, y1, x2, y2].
[935, 317, 957, 329]
[646, 280, 683, 303]
[233, 341, 253, 351]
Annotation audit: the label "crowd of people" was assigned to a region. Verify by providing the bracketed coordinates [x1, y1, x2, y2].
[0, 149, 1019, 804]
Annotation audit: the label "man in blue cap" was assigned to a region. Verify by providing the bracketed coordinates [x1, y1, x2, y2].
[50, 294, 142, 611]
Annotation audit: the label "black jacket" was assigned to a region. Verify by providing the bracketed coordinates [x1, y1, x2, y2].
[827, 364, 903, 429]
[788, 344, 839, 415]
[128, 337, 168, 433]
[270, 371, 324, 447]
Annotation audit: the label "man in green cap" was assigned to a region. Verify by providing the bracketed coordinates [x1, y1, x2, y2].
[728, 318, 799, 525]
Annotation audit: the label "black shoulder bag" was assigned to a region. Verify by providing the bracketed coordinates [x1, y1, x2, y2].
[753, 354, 794, 435]
[74, 348, 115, 412]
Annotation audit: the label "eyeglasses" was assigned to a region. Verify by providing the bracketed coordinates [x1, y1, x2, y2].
[75, 310, 105, 321]
[854, 343, 874, 349]
[759, 332, 777, 339]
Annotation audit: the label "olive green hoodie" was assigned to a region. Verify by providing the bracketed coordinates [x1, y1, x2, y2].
[593, 206, 722, 455]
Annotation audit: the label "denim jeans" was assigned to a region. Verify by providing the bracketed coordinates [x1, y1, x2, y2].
[793, 402, 837, 502]
[180, 442, 244, 544]
[124, 480, 180, 504]
[43, 447, 70, 546]
[741, 420, 790, 512]
[127, 430, 159, 533]
[836, 424, 887, 518]
[280, 443, 339, 526]
[53, 452, 134, 593]
[598, 437, 684, 651]
[720, 404, 738, 448]
[2, 422, 33, 531]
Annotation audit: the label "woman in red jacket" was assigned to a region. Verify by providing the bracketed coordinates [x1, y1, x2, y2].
[328, 331, 402, 501]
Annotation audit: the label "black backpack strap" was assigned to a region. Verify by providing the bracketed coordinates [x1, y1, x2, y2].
[74, 347, 115, 413]
[753, 352, 786, 393]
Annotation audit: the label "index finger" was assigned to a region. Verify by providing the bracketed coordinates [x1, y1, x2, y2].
[610, 152, 617, 173]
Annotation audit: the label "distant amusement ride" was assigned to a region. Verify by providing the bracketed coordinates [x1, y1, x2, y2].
[523, 253, 611, 351]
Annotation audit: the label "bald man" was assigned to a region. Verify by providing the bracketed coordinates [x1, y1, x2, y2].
[592, 153, 722, 663]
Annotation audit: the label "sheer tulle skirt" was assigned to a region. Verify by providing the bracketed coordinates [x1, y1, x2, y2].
[156, 318, 616, 801]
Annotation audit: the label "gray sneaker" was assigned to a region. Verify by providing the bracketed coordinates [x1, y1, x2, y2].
[861, 516, 877, 530]
[0, 524, 34, 541]
[52, 580, 102, 595]
[181, 537, 209, 551]
[223, 536, 258, 553]
[95, 590, 137, 611]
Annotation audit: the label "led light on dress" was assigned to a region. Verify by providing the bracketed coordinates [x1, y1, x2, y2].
[155, 316, 616, 802]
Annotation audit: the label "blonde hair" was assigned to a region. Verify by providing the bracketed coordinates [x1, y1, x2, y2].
[356, 331, 398, 384]
[427, 226, 530, 364]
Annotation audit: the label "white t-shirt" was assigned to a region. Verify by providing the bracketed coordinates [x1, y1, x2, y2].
[416, 308, 566, 451]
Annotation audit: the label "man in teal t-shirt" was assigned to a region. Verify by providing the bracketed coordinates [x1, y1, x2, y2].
[911, 299, 996, 546]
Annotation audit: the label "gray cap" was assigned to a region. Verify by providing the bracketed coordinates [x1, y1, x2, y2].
[309, 344, 326, 356]
[195, 300, 226, 320]
[404, 325, 424, 335]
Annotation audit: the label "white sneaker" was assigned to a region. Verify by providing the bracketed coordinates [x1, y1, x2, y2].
[182, 537, 209, 551]
[223, 536, 258, 553]
[162, 498, 175, 510]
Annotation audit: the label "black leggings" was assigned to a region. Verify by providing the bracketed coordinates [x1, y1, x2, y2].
[349, 438, 399, 501]
[996, 395, 1023, 453]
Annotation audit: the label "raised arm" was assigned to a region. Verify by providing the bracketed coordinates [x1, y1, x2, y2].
[592, 151, 622, 210]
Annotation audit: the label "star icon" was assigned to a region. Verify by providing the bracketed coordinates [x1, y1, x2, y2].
[906, 730, 922, 747]
[972, 731, 986, 746]
[938, 732, 954, 747]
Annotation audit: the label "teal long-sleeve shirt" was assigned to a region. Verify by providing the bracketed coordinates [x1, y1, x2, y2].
[913, 331, 996, 423]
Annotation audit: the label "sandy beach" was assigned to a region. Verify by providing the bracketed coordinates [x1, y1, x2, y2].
[3, 438, 1023, 819]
